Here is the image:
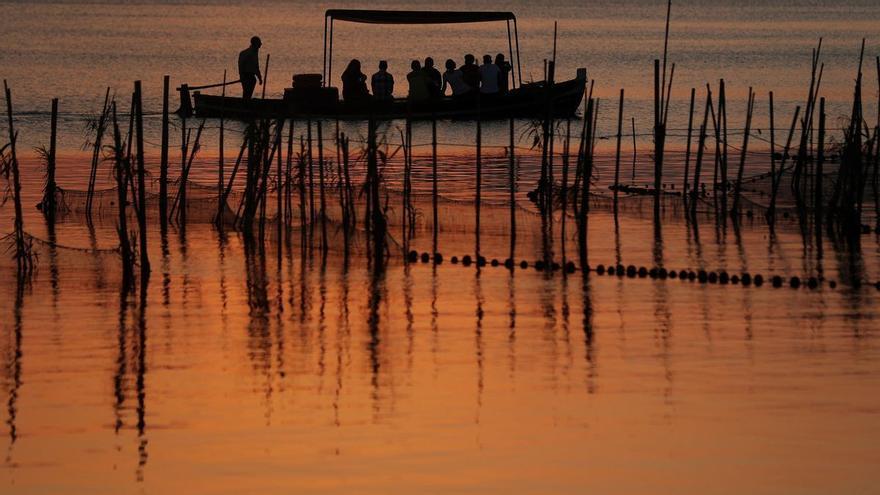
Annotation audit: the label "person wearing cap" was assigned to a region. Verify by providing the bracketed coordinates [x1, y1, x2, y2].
[238, 36, 263, 99]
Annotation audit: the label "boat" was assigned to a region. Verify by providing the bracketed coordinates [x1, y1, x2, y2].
[181, 9, 587, 120]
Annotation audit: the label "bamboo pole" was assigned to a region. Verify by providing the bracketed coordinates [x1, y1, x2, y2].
[768, 106, 802, 221]
[3, 81, 30, 277]
[508, 117, 517, 262]
[133, 81, 151, 282]
[44, 98, 58, 219]
[561, 119, 571, 263]
[476, 113, 482, 259]
[815, 97, 825, 235]
[111, 101, 135, 288]
[432, 117, 439, 253]
[85, 88, 110, 220]
[683, 87, 696, 199]
[731, 88, 755, 217]
[216, 72, 225, 226]
[613, 89, 624, 208]
[317, 120, 328, 255]
[690, 89, 712, 218]
[160, 75, 170, 224]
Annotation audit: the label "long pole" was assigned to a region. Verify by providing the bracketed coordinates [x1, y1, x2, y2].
[160, 75, 170, 224]
[45, 98, 58, 219]
[683, 87, 696, 198]
[317, 121, 328, 255]
[508, 118, 517, 261]
[432, 117, 439, 252]
[613, 88, 624, 207]
[134, 81, 151, 282]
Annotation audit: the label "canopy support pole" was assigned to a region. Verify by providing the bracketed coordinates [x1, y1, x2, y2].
[507, 20, 516, 89]
[328, 19, 334, 87]
[514, 18, 522, 87]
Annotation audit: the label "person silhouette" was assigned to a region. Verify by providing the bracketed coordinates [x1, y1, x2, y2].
[461, 54, 480, 92]
[479, 54, 500, 95]
[341, 59, 369, 101]
[407, 60, 429, 102]
[371, 60, 394, 101]
[423, 57, 442, 98]
[495, 53, 512, 94]
[238, 36, 262, 100]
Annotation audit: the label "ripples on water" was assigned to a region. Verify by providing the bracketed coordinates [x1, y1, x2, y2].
[2, 0, 880, 492]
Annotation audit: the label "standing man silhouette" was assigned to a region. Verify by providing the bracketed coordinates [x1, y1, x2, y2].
[238, 36, 262, 99]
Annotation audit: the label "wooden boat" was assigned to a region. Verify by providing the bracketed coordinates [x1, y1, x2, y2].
[182, 9, 587, 120]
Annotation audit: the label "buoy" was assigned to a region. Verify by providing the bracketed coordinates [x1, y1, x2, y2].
[874, 281, 880, 290]
[741, 273, 751, 285]
[807, 277, 818, 289]
[698, 271, 708, 283]
[626, 265, 637, 277]
[688, 271, 696, 281]
[616, 265, 625, 276]
[668, 270, 677, 279]
[520, 260, 529, 269]
[407, 250, 418, 262]
[434, 253, 443, 264]
[731, 275, 739, 284]
[789, 277, 801, 289]
[708, 272, 718, 283]
[754, 274, 764, 286]
[420, 252, 430, 263]
[596, 264, 606, 274]
[659, 268, 668, 279]
[648, 267, 658, 278]
[451, 256, 459, 264]
[535, 260, 546, 271]
[772, 275, 783, 288]
[679, 270, 688, 279]
[491, 259, 499, 267]
[477, 256, 487, 267]
[565, 262, 576, 274]
[462, 255, 472, 266]
[551, 262, 561, 271]
[829, 280, 836, 288]
[504, 258, 514, 269]
[719, 271, 729, 284]
[607, 266, 615, 275]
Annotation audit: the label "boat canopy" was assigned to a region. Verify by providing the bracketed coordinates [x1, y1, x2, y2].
[323, 9, 522, 91]
[325, 9, 515, 24]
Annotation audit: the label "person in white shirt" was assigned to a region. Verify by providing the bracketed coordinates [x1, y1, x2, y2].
[478, 54, 501, 95]
[442, 59, 470, 97]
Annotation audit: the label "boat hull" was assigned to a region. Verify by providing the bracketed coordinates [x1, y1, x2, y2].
[192, 75, 586, 120]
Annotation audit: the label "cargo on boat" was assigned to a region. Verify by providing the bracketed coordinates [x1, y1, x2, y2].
[179, 9, 587, 120]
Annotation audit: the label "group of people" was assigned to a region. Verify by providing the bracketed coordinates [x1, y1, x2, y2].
[341, 54, 513, 103]
[238, 36, 514, 104]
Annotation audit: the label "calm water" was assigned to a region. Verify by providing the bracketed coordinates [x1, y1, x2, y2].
[3, 0, 880, 493]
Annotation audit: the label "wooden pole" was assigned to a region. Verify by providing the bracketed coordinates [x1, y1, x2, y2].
[134, 81, 151, 282]
[683, 87, 696, 199]
[731, 88, 755, 217]
[3, 81, 30, 277]
[216, 72, 225, 226]
[613, 88, 624, 208]
[815, 97, 825, 235]
[160, 75, 170, 224]
[508, 117, 517, 262]
[317, 121, 328, 255]
[45, 98, 59, 219]
[432, 117, 439, 253]
[476, 113, 482, 259]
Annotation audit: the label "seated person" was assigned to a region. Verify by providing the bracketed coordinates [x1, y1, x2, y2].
[442, 59, 470, 97]
[460, 54, 481, 92]
[423, 57, 442, 98]
[407, 60, 430, 102]
[341, 59, 369, 101]
[495, 53, 512, 94]
[371, 60, 394, 100]
[479, 54, 501, 95]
